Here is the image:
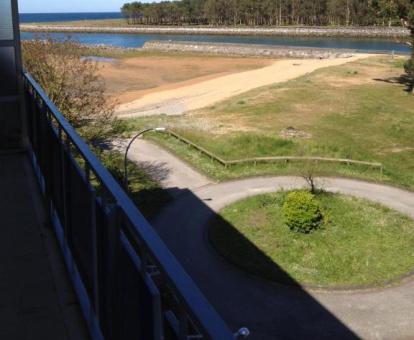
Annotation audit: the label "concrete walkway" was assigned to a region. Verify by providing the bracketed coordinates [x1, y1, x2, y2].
[153, 176, 414, 339]
[0, 154, 89, 340]
[123, 139, 213, 194]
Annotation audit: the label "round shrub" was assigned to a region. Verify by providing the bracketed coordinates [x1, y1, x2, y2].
[282, 191, 323, 233]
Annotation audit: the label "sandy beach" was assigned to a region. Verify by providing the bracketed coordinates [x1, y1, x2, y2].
[99, 55, 273, 104]
[115, 54, 371, 117]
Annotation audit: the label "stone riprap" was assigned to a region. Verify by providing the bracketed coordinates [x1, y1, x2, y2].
[142, 41, 357, 59]
[20, 24, 410, 38]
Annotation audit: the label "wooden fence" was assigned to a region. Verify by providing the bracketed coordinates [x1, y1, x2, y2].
[165, 130, 384, 173]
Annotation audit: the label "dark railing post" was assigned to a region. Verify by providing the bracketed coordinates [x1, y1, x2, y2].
[90, 188, 100, 322]
[102, 203, 121, 340]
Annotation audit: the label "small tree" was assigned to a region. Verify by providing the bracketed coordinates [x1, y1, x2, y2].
[299, 160, 321, 193]
[397, 0, 414, 93]
[283, 191, 323, 234]
[22, 37, 116, 143]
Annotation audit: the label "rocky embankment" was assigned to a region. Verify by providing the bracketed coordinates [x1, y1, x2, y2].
[143, 41, 357, 59]
[20, 24, 410, 38]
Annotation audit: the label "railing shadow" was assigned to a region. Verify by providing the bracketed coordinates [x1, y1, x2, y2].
[154, 188, 359, 340]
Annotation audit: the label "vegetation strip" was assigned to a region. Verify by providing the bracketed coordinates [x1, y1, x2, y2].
[209, 191, 414, 288]
[165, 130, 383, 172]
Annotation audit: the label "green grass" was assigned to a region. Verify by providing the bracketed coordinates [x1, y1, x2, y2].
[209, 191, 414, 288]
[119, 56, 414, 189]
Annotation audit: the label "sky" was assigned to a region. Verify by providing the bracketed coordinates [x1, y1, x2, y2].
[18, 0, 159, 13]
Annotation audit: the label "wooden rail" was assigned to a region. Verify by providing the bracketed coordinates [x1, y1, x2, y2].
[166, 130, 384, 172]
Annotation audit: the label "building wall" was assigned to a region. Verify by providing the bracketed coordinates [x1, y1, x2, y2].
[0, 0, 23, 150]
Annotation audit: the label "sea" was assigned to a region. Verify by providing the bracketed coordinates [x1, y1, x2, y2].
[19, 12, 411, 54]
[20, 12, 122, 23]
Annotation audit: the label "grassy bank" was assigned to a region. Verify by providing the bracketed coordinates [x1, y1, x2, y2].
[209, 191, 414, 287]
[120, 56, 414, 190]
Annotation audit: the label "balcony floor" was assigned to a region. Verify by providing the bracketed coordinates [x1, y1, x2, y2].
[0, 153, 89, 340]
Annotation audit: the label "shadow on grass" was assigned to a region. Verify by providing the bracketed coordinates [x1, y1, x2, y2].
[154, 188, 359, 340]
[374, 74, 413, 93]
[208, 214, 301, 286]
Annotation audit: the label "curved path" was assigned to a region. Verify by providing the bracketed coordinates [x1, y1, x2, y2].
[153, 176, 414, 339]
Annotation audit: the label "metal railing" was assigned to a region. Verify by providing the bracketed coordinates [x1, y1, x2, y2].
[22, 72, 234, 340]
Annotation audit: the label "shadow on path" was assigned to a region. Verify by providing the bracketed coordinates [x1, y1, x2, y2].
[154, 188, 358, 340]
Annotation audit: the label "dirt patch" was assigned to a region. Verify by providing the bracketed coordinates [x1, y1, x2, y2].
[280, 127, 312, 139]
[313, 58, 403, 88]
[248, 210, 268, 228]
[99, 56, 274, 104]
[390, 146, 414, 153]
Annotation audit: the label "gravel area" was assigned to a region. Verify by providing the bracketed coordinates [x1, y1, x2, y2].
[21, 24, 410, 38]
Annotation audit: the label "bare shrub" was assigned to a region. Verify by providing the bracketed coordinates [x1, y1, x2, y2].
[300, 160, 321, 193]
[22, 37, 117, 143]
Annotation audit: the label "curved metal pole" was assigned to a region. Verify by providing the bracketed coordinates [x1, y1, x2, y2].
[123, 128, 155, 190]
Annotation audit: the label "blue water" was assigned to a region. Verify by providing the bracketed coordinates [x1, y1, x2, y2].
[21, 31, 411, 54]
[20, 12, 122, 23]
[19, 12, 410, 53]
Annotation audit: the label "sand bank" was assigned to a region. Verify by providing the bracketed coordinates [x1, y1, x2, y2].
[116, 54, 372, 117]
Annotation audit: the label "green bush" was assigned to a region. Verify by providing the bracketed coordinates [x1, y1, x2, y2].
[282, 191, 323, 233]
[405, 58, 414, 92]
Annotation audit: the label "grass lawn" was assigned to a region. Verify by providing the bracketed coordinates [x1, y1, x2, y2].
[120, 56, 414, 189]
[209, 191, 414, 288]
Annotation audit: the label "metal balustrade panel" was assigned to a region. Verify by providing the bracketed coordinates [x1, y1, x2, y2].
[47, 123, 65, 220]
[95, 202, 119, 339]
[22, 72, 234, 340]
[67, 158, 96, 306]
[118, 237, 162, 340]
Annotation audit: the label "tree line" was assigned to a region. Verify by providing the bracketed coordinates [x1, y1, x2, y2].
[121, 0, 411, 27]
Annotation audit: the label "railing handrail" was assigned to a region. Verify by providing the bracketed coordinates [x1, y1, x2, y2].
[23, 71, 233, 339]
[166, 130, 383, 170]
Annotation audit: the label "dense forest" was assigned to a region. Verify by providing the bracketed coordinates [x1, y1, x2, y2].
[121, 0, 412, 27]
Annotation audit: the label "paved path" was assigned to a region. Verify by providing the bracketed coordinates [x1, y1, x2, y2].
[153, 176, 414, 340]
[124, 138, 414, 338]
[123, 139, 212, 194]
[116, 55, 370, 117]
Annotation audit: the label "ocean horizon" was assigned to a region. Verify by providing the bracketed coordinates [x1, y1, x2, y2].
[20, 12, 122, 23]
